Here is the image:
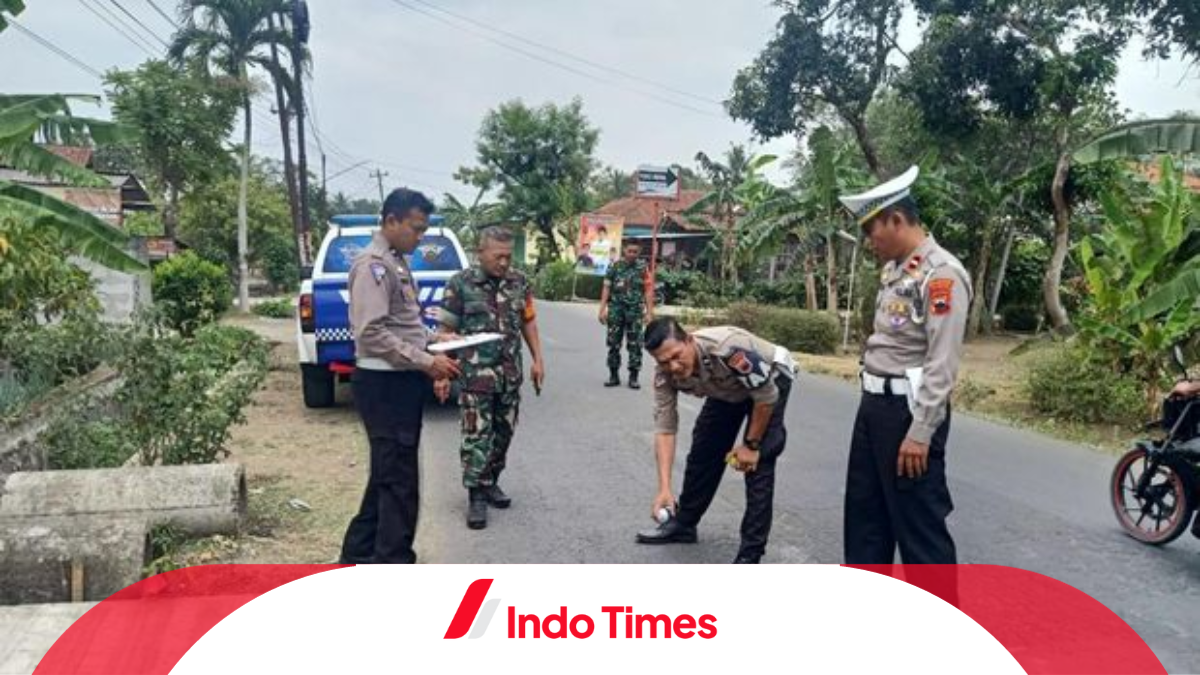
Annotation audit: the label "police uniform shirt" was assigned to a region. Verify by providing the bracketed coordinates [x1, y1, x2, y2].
[863, 235, 972, 444]
[653, 327, 791, 435]
[347, 232, 435, 372]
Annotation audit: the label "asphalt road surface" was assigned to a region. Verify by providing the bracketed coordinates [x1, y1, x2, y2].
[412, 302, 1199, 672]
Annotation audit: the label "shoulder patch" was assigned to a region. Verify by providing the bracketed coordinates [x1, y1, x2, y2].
[369, 262, 388, 284]
[655, 371, 668, 388]
[724, 348, 770, 388]
[929, 278, 954, 316]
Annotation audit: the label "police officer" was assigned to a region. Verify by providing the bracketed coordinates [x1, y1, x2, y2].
[837, 166, 972, 566]
[438, 227, 545, 530]
[338, 188, 461, 565]
[635, 318, 795, 564]
[599, 241, 653, 389]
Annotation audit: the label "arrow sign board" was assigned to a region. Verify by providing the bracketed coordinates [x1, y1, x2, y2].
[636, 165, 680, 200]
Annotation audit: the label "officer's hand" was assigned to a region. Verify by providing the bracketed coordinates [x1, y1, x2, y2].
[433, 378, 451, 403]
[530, 359, 545, 392]
[434, 332, 462, 344]
[598, 305, 609, 325]
[652, 491, 676, 520]
[1170, 380, 1200, 399]
[727, 446, 760, 473]
[898, 438, 929, 478]
[429, 354, 462, 380]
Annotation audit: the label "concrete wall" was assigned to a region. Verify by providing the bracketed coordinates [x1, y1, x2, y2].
[71, 241, 152, 323]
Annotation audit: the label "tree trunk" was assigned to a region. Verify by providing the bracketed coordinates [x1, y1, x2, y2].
[988, 226, 1016, 334]
[804, 254, 818, 310]
[825, 232, 839, 313]
[165, 183, 179, 241]
[1044, 139, 1073, 334]
[967, 221, 996, 339]
[237, 97, 252, 313]
[268, 15, 302, 268]
[768, 255, 777, 282]
[848, 115, 883, 179]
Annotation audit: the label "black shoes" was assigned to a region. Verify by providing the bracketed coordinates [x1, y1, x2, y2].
[635, 517, 698, 544]
[733, 554, 761, 564]
[628, 370, 640, 389]
[467, 488, 487, 530]
[604, 370, 621, 387]
[485, 484, 511, 509]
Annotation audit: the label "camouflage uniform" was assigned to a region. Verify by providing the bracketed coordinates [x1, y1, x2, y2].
[439, 267, 535, 489]
[605, 258, 649, 373]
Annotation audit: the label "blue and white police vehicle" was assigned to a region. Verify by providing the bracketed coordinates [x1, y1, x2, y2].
[296, 214, 469, 408]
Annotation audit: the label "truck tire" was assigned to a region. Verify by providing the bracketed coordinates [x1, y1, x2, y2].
[302, 364, 335, 408]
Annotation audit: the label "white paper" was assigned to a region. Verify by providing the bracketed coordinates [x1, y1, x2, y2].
[427, 333, 504, 353]
[904, 367, 924, 414]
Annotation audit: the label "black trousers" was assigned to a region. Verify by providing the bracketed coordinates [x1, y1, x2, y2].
[844, 392, 956, 565]
[676, 376, 791, 559]
[340, 369, 428, 564]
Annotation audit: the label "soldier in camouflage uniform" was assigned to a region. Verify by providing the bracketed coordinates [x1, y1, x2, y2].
[438, 227, 545, 530]
[599, 241, 653, 389]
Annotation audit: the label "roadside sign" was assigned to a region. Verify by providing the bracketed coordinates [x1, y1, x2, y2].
[636, 165, 680, 200]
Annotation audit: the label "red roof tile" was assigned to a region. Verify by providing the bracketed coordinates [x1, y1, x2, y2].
[594, 190, 717, 231]
[45, 145, 93, 168]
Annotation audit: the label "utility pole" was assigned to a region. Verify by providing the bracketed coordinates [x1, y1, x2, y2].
[370, 169, 389, 203]
[292, 0, 313, 265]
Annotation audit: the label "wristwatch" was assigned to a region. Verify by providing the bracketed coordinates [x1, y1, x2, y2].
[744, 438, 761, 452]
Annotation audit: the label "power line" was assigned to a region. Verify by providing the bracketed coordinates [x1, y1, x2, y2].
[85, 0, 162, 54]
[8, 19, 104, 78]
[77, 0, 158, 58]
[385, 0, 724, 119]
[109, 0, 171, 48]
[143, 0, 179, 29]
[407, 0, 724, 107]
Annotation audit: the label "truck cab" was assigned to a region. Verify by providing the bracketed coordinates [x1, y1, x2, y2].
[296, 214, 468, 408]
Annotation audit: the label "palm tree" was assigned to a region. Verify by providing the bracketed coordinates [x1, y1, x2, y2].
[169, 0, 291, 312]
[440, 188, 501, 250]
[688, 145, 766, 286]
[0, 94, 145, 272]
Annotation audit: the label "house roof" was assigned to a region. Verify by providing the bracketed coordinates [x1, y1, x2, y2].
[593, 189, 716, 232]
[45, 145, 94, 168]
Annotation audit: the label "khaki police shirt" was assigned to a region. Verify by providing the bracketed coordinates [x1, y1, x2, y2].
[863, 235, 972, 444]
[347, 233, 435, 372]
[653, 326, 789, 435]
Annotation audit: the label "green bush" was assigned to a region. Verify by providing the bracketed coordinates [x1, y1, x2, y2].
[1, 313, 117, 387]
[723, 303, 839, 354]
[575, 274, 606, 301]
[258, 233, 299, 293]
[153, 252, 232, 336]
[1026, 346, 1144, 426]
[533, 261, 575, 301]
[253, 298, 294, 319]
[1001, 304, 1043, 333]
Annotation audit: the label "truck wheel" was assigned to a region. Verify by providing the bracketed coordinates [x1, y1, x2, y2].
[302, 364, 335, 408]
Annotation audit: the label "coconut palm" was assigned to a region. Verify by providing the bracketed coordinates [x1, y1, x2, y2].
[169, 0, 291, 312]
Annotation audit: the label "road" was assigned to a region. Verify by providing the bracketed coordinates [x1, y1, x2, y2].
[410, 301, 1199, 672]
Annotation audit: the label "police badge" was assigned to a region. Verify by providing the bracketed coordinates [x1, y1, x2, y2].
[369, 262, 388, 284]
[725, 349, 769, 388]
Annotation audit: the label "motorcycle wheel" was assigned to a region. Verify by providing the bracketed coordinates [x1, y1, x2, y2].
[1110, 446, 1196, 545]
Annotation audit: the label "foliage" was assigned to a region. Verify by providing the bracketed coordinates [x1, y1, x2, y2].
[0, 94, 144, 272]
[1126, 0, 1200, 60]
[40, 318, 269, 468]
[252, 297, 293, 318]
[153, 252, 233, 336]
[574, 274, 606, 301]
[456, 98, 599, 259]
[1074, 118, 1200, 164]
[105, 60, 239, 238]
[257, 232, 299, 292]
[440, 188, 502, 250]
[724, 303, 839, 354]
[0, 216, 99, 330]
[2, 313, 117, 387]
[727, 0, 901, 175]
[533, 261, 575, 301]
[1002, 304, 1045, 333]
[1075, 156, 1200, 408]
[124, 212, 165, 237]
[1027, 345, 1145, 425]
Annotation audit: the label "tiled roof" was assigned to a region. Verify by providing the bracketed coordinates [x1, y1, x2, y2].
[45, 145, 93, 167]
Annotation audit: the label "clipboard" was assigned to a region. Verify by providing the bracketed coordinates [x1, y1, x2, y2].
[428, 333, 504, 353]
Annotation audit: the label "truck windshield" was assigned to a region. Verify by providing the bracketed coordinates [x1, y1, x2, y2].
[322, 234, 463, 274]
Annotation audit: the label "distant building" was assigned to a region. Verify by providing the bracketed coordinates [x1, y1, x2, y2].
[592, 189, 716, 271]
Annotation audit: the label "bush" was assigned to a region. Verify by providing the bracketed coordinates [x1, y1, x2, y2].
[1001, 304, 1043, 333]
[1, 313, 117, 387]
[153, 252, 232, 336]
[533, 261, 575, 301]
[258, 233, 299, 293]
[723, 303, 839, 354]
[575, 274, 606, 301]
[1027, 346, 1144, 426]
[253, 298, 294, 319]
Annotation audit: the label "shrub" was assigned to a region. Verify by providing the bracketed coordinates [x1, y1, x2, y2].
[253, 298, 294, 319]
[258, 233, 299, 293]
[1026, 346, 1144, 426]
[533, 261, 575, 301]
[153, 252, 232, 336]
[723, 303, 839, 354]
[575, 274, 606, 301]
[1001, 304, 1042, 333]
[1, 313, 117, 387]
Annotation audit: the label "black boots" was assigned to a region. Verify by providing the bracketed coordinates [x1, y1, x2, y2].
[485, 484, 511, 509]
[604, 369, 621, 387]
[467, 488, 487, 530]
[628, 370, 640, 390]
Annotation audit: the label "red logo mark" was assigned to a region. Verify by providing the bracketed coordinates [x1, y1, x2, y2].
[444, 579, 494, 639]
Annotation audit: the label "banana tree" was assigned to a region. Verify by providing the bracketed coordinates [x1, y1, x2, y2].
[1074, 118, 1200, 164]
[0, 94, 144, 272]
[687, 147, 776, 288]
[1076, 155, 1200, 412]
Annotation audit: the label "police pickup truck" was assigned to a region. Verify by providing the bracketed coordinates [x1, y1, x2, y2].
[296, 214, 469, 408]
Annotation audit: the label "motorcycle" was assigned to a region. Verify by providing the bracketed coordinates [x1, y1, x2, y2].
[1109, 345, 1200, 545]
